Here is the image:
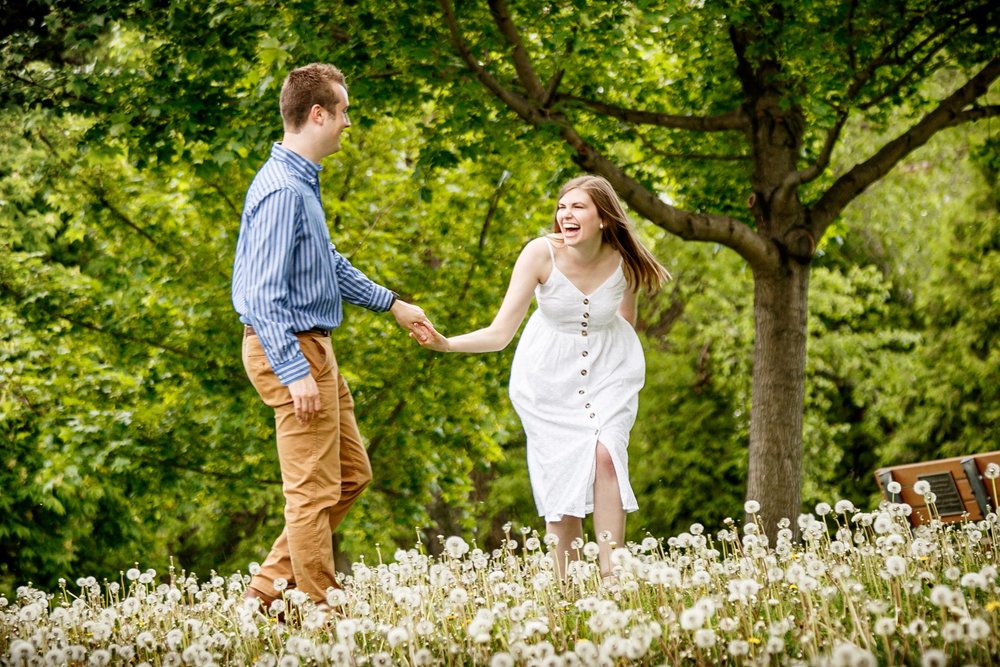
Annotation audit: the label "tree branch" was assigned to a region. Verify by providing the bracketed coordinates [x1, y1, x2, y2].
[775, 110, 850, 201]
[944, 104, 1000, 127]
[487, 0, 546, 102]
[439, 0, 545, 125]
[440, 0, 774, 269]
[636, 130, 750, 162]
[811, 58, 1000, 238]
[558, 94, 749, 131]
[556, 122, 775, 269]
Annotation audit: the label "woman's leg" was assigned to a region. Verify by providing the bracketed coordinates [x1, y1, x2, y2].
[546, 517, 584, 579]
[593, 441, 626, 578]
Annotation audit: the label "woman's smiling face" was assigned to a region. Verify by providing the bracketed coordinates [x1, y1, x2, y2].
[556, 188, 602, 245]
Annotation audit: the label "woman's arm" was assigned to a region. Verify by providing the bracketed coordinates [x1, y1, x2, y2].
[618, 286, 638, 327]
[414, 239, 550, 353]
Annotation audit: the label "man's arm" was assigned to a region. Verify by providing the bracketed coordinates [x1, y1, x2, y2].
[331, 245, 430, 334]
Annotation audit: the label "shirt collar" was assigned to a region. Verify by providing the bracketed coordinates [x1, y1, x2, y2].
[270, 142, 323, 181]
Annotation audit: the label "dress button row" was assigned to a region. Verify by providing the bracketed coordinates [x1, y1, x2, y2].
[580, 369, 588, 376]
[583, 298, 589, 305]
[581, 351, 588, 357]
[581, 330, 588, 337]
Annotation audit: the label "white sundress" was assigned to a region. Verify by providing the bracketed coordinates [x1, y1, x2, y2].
[509, 239, 644, 522]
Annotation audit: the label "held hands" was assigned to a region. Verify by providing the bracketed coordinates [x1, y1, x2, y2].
[390, 299, 434, 344]
[409, 321, 451, 352]
[389, 298, 449, 351]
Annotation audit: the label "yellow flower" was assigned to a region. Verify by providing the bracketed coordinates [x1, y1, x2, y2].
[748, 637, 762, 645]
[985, 601, 1000, 612]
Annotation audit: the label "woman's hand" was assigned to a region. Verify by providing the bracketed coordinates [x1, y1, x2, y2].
[410, 321, 451, 352]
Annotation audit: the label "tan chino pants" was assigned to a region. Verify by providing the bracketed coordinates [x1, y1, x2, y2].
[242, 330, 372, 603]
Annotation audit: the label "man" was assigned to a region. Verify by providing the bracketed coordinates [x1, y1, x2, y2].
[232, 63, 428, 610]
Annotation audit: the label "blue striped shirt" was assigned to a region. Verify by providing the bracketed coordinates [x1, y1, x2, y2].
[232, 143, 395, 384]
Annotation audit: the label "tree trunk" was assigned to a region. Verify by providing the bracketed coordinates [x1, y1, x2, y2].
[746, 259, 810, 539]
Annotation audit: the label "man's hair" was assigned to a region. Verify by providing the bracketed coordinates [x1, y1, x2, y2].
[279, 63, 347, 131]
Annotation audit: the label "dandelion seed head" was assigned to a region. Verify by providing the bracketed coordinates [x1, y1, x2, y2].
[884, 555, 907, 577]
[913, 480, 931, 495]
[444, 536, 470, 559]
[835, 500, 856, 514]
[874, 617, 896, 635]
[386, 627, 409, 648]
[744, 500, 761, 514]
[920, 648, 947, 667]
[986, 463, 1000, 480]
[693, 628, 716, 648]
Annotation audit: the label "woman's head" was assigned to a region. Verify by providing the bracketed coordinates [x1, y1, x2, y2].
[554, 175, 630, 238]
[552, 175, 670, 293]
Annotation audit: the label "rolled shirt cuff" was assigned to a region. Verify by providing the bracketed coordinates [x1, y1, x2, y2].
[368, 284, 397, 312]
[272, 355, 311, 385]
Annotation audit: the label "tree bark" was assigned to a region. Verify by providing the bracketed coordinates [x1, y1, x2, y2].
[746, 259, 810, 536]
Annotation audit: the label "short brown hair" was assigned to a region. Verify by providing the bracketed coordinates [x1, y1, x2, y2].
[279, 63, 347, 131]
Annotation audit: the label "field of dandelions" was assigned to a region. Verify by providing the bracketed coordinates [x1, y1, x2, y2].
[5, 484, 1000, 666]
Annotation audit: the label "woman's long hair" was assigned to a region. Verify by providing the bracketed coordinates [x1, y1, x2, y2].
[552, 175, 671, 293]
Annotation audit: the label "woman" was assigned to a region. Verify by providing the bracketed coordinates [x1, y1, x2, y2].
[413, 175, 669, 582]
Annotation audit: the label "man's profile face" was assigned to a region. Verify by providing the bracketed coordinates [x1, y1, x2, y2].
[323, 83, 351, 154]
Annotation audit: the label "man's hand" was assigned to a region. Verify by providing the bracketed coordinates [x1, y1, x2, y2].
[288, 374, 321, 423]
[390, 300, 432, 343]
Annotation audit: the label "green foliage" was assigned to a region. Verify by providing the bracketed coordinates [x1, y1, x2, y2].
[1, 0, 998, 592]
[880, 138, 1000, 463]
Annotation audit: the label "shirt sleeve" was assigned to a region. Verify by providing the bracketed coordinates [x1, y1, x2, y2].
[330, 244, 396, 312]
[242, 189, 311, 384]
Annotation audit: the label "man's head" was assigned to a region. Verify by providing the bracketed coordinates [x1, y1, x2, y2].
[280, 63, 346, 131]
[279, 63, 352, 160]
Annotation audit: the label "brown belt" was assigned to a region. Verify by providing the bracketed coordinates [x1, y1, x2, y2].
[244, 325, 331, 337]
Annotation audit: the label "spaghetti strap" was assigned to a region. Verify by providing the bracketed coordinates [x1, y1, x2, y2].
[542, 236, 557, 262]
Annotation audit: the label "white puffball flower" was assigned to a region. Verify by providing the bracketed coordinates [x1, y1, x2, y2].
[941, 621, 964, 642]
[886, 481, 902, 494]
[967, 617, 990, 641]
[921, 648, 949, 665]
[835, 500, 855, 514]
[727, 639, 750, 657]
[874, 617, 897, 635]
[929, 585, 953, 607]
[815, 502, 832, 516]
[985, 463, 1000, 480]
[386, 627, 409, 649]
[744, 500, 761, 514]
[444, 536, 470, 559]
[490, 653, 515, 667]
[884, 555, 907, 577]
[680, 606, 706, 630]
[913, 480, 931, 495]
[694, 628, 716, 649]
[582, 542, 600, 560]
